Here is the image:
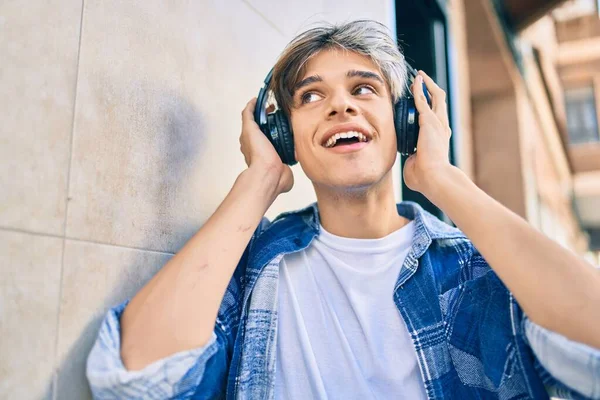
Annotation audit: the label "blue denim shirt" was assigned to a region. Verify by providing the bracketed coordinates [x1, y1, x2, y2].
[87, 202, 600, 399]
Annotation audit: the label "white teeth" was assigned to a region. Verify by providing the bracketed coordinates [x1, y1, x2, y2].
[324, 130, 369, 148]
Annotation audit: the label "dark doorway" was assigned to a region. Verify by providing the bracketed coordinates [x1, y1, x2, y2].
[395, 0, 455, 221]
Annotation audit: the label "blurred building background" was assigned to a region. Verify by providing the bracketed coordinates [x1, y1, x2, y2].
[0, 0, 598, 398]
[398, 0, 600, 266]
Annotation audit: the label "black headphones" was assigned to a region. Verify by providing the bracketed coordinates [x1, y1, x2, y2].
[253, 61, 431, 165]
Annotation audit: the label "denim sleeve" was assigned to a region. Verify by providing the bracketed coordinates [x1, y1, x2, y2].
[86, 301, 230, 399]
[524, 317, 600, 399]
[85, 217, 271, 399]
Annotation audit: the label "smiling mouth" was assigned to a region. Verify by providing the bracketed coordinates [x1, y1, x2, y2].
[324, 131, 370, 148]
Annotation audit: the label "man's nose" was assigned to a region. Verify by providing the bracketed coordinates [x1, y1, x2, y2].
[327, 91, 358, 118]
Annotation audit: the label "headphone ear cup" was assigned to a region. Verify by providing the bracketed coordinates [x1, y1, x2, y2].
[271, 111, 297, 166]
[266, 112, 284, 162]
[394, 99, 419, 156]
[276, 113, 296, 165]
[255, 68, 296, 165]
[394, 99, 408, 154]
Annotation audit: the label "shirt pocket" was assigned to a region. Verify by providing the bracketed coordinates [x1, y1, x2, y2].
[438, 271, 526, 394]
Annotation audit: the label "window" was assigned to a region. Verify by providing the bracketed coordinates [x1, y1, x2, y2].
[564, 85, 600, 144]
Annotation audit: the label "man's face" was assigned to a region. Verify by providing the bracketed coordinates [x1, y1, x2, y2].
[289, 48, 397, 193]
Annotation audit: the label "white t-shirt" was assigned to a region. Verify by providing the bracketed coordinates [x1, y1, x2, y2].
[274, 221, 428, 399]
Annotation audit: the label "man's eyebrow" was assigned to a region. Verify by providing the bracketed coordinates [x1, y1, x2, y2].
[293, 70, 384, 93]
[347, 70, 384, 83]
[294, 75, 323, 92]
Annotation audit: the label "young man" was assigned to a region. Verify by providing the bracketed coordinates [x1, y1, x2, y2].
[87, 20, 600, 399]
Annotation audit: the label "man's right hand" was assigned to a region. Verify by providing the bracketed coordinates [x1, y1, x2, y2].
[240, 98, 294, 197]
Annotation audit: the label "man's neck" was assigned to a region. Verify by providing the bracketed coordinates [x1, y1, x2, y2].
[314, 176, 409, 239]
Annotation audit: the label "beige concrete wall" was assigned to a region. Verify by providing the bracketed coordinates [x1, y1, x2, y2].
[0, 1, 394, 398]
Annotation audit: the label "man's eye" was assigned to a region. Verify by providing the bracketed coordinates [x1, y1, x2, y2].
[299, 85, 374, 105]
[301, 92, 321, 104]
[354, 85, 375, 95]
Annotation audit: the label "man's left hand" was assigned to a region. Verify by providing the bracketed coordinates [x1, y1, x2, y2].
[402, 71, 454, 198]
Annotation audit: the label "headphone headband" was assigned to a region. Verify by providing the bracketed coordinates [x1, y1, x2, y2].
[254, 68, 274, 131]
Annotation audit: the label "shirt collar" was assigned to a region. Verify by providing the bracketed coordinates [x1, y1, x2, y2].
[252, 201, 466, 275]
[266, 201, 465, 287]
[273, 201, 465, 241]
[246, 201, 466, 304]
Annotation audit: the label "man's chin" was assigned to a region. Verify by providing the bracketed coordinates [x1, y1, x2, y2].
[314, 174, 390, 194]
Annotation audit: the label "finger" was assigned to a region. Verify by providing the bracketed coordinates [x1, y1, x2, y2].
[418, 71, 449, 127]
[412, 75, 434, 116]
[417, 70, 444, 102]
[242, 97, 258, 126]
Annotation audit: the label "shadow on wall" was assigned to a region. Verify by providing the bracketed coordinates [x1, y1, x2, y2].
[99, 76, 210, 252]
[42, 78, 208, 399]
